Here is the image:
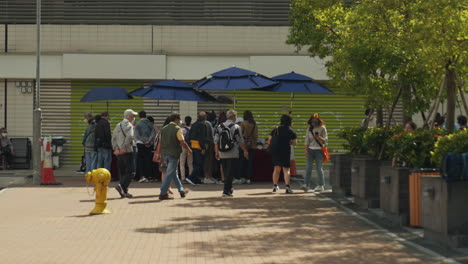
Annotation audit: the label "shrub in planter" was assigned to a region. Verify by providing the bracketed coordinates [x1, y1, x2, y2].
[337, 127, 368, 156]
[385, 128, 450, 226]
[363, 126, 403, 159]
[338, 126, 401, 208]
[387, 129, 448, 168]
[431, 129, 468, 167]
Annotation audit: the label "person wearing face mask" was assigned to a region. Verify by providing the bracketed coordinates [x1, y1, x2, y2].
[0, 128, 15, 169]
[112, 109, 137, 198]
[82, 112, 97, 173]
[302, 113, 328, 193]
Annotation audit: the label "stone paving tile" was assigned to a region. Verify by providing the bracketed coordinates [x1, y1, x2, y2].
[0, 182, 446, 264]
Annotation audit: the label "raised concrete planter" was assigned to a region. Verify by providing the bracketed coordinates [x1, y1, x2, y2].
[380, 166, 411, 225]
[330, 153, 352, 196]
[421, 175, 468, 248]
[351, 157, 386, 209]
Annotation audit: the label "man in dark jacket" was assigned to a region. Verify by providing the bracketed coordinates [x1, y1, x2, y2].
[83, 112, 97, 173]
[95, 112, 112, 170]
[186, 112, 207, 185]
[134, 110, 156, 183]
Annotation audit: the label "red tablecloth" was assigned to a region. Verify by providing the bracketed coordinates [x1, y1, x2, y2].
[253, 149, 274, 182]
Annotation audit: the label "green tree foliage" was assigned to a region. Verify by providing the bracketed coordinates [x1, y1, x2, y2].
[288, 0, 468, 122]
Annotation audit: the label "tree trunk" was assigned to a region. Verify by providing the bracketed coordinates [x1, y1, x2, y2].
[425, 76, 446, 128]
[377, 107, 384, 127]
[401, 84, 413, 124]
[455, 71, 468, 117]
[385, 88, 402, 128]
[446, 67, 456, 131]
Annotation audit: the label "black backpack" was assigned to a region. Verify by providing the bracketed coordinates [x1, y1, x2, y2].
[218, 123, 236, 152]
[442, 153, 468, 181]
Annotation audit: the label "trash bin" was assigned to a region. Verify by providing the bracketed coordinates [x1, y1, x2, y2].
[409, 168, 439, 227]
[51, 136, 66, 169]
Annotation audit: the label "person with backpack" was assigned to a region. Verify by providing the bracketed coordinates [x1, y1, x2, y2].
[268, 114, 297, 194]
[179, 116, 193, 181]
[238, 110, 258, 184]
[214, 110, 249, 197]
[301, 113, 328, 193]
[112, 109, 137, 198]
[186, 112, 207, 185]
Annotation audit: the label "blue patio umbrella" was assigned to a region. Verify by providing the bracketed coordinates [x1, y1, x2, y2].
[263, 72, 332, 109]
[194, 66, 278, 106]
[131, 80, 212, 102]
[130, 80, 220, 112]
[80, 86, 133, 111]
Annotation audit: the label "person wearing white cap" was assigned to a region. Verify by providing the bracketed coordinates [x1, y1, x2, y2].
[112, 109, 137, 198]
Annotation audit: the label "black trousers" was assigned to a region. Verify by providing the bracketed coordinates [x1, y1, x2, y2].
[188, 149, 204, 183]
[222, 158, 239, 194]
[137, 144, 153, 179]
[239, 149, 255, 180]
[117, 153, 134, 192]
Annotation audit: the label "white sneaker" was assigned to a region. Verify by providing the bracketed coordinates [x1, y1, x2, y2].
[313, 185, 325, 192]
[138, 177, 149, 183]
[204, 178, 217, 184]
[232, 179, 242, 185]
[272, 185, 280, 193]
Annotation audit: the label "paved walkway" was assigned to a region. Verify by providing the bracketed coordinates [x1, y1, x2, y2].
[0, 178, 449, 264]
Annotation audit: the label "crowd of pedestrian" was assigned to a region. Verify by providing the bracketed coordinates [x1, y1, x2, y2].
[81, 108, 331, 199]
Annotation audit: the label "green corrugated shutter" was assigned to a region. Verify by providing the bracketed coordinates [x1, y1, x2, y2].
[231, 90, 367, 168]
[70, 80, 144, 165]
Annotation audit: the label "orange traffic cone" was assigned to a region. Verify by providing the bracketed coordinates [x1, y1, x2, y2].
[290, 146, 299, 176]
[41, 137, 61, 185]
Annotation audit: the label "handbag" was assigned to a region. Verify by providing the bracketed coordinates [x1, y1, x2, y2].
[113, 123, 128, 156]
[313, 130, 330, 163]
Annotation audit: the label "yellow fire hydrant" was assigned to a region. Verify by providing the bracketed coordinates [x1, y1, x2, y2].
[85, 168, 112, 215]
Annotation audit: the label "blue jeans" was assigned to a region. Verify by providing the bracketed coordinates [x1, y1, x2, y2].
[304, 149, 324, 187]
[160, 155, 184, 196]
[96, 147, 112, 171]
[85, 151, 97, 173]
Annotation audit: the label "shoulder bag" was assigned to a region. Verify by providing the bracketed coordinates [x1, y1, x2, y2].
[313, 129, 330, 163]
[113, 123, 128, 156]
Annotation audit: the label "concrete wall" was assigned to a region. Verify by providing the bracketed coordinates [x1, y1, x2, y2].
[0, 80, 34, 137]
[0, 54, 328, 81]
[4, 25, 305, 55]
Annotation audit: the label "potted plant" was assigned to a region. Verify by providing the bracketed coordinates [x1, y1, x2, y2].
[382, 129, 444, 226]
[420, 129, 468, 248]
[337, 126, 400, 208]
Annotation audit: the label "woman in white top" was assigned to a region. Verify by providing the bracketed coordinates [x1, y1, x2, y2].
[302, 113, 328, 192]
